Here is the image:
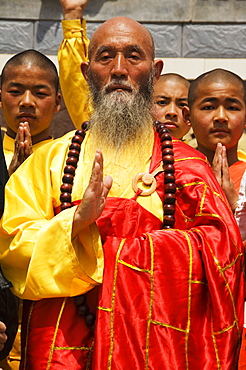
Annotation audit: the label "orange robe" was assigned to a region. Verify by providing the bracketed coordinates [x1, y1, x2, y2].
[229, 161, 246, 195]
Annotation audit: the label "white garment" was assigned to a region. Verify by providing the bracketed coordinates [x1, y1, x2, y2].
[234, 169, 246, 241]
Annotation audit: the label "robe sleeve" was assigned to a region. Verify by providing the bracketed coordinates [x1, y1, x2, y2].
[0, 141, 103, 300]
[58, 19, 91, 129]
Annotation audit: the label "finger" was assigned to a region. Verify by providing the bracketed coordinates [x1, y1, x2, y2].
[103, 175, 113, 196]
[0, 322, 6, 333]
[221, 147, 230, 181]
[14, 124, 26, 154]
[0, 333, 7, 344]
[212, 143, 222, 165]
[23, 122, 31, 141]
[17, 123, 26, 142]
[89, 150, 104, 189]
[23, 140, 33, 159]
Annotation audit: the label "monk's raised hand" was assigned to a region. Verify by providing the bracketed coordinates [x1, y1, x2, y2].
[72, 150, 112, 238]
[59, 0, 90, 20]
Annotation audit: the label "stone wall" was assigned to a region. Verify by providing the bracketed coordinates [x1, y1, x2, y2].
[1, 1, 246, 58]
[1, 0, 246, 140]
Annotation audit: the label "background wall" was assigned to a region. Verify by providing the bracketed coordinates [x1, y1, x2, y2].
[1, 0, 246, 140]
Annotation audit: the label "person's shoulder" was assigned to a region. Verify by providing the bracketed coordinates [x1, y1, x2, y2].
[34, 130, 77, 156]
[173, 139, 207, 162]
[172, 139, 218, 186]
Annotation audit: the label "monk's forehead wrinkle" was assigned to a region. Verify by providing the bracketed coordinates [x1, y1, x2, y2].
[94, 44, 144, 57]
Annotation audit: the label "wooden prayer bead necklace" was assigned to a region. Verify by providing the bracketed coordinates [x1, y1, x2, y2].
[154, 120, 176, 229]
[59, 120, 176, 328]
[60, 122, 88, 211]
[59, 121, 97, 330]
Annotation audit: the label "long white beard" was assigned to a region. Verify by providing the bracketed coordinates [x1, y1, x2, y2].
[87, 71, 155, 155]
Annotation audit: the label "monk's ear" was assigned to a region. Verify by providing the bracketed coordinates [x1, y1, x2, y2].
[81, 62, 89, 82]
[54, 93, 61, 114]
[153, 60, 163, 83]
[182, 106, 191, 127]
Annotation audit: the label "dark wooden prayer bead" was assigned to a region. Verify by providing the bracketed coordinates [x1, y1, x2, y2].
[155, 122, 168, 133]
[81, 121, 89, 130]
[164, 193, 176, 204]
[162, 154, 174, 165]
[77, 304, 90, 316]
[66, 157, 78, 167]
[68, 149, 80, 158]
[72, 135, 84, 145]
[161, 140, 173, 148]
[74, 295, 87, 306]
[164, 173, 175, 184]
[62, 174, 74, 184]
[64, 165, 76, 176]
[60, 183, 73, 193]
[60, 202, 72, 211]
[69, 143, 81, 152]
[164, 183, 176, 193]
[75, 129, 86, 138]
[160, 133, 172, 142]
[162, 148, 174, 156]
[164, 204, 175, 215]
[163, 215, 175, 226]
[164, 164, 175, 173]
[60, 192, 72, 203]
[85, 313, 96, 326]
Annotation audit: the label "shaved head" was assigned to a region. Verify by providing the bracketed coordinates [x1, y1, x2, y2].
[1, 49, 59, 93]
[89, 17, 155, 60]
[189, 68, 246, 108]
[156, 73, 190, 89]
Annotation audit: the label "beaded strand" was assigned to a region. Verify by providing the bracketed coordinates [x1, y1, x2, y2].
[154, 121, 176, 229]
[60, 122, 88, 211]
[59, 122, 96, 330]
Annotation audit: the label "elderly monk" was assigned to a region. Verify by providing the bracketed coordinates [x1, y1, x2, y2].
[0, 16, 244, 370]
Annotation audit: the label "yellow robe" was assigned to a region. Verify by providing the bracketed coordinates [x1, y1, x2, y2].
[3, 134, 53, 168]
[0, 130, 159, 299]
[1, 134, 53, 370]
[58, 19, 91, 129]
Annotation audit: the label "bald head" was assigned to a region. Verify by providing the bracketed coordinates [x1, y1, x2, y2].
[189, 68, 246, 108]
[1, 49, 59, 93]
[156, 73, 190, 90]
[88, 17, 155, 60]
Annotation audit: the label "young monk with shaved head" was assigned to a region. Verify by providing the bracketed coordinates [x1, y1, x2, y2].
[153, 73, 190, 139]
[183, 68, 246, 211]
[183, 67, 246, 370]
[0, 7, 244, 370]
[0, 50, 61, 175]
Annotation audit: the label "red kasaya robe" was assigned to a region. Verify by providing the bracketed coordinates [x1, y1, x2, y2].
[18, 133, 244, 369]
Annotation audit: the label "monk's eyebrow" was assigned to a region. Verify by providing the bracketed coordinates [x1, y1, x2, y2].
[7, 82, 50, 90]
[226, 97, 243, 105]
[95, 44, 143, 58]
[155, 95, 187, 102]
[201, 97, 217, 103]
[201, 97, 242, 105]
